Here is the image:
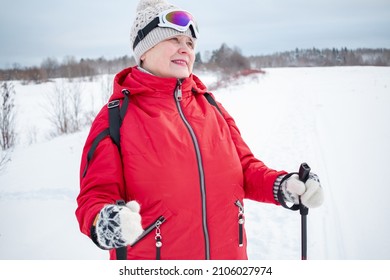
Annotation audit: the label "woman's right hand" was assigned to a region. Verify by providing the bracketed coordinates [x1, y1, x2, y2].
[95, 201, 143, 249]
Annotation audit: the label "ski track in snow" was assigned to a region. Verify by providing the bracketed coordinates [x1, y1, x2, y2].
[0, 67, 389, 260]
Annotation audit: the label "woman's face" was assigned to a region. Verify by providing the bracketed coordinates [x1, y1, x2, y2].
[140, 35, 195, 79]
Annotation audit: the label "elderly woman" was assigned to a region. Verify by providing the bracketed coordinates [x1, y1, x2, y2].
[76, 0, 323, 260]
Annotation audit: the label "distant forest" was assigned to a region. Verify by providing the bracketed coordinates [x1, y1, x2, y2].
[1, 45, 389, 84]
[250, 47, 390, 68]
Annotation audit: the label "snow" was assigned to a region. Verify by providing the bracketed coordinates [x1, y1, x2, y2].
[0, 66, 390, 260]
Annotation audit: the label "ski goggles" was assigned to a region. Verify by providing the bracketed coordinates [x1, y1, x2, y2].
[159, 9, 199, 36]
[133, 9, 199, 49]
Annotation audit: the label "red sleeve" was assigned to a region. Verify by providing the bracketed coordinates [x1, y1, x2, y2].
[75, 106, 126, 237]
[216, 99, 287, 204]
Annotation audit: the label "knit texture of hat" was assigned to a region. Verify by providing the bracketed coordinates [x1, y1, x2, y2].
[130, 0, 196, 65]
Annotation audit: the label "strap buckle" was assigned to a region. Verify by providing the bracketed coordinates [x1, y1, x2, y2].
[107, 100, 120, 109]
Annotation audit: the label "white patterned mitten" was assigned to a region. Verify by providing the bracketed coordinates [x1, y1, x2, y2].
[95, 201, 143, 249]
[280, 173, 324, 208]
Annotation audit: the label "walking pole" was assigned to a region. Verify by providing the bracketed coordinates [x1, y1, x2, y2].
[298, 163, 311, 260]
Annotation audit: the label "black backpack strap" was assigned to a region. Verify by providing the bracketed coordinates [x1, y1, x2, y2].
[82, 128, 110, 177]
[108, 90, 130, 149]
[204, 92, 222, 115]
[108, 100, 121, 148]
[82, 89, 131, 178]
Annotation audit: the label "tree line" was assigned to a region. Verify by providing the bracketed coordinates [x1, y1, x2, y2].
[0, 56, 136, 84]
[1, 46, 389, 84]
[251, 48, 390, 68]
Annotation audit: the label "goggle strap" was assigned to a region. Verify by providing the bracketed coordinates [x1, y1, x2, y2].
[133, 17, 160, 49]
[189, 25, 197, 40]
[133, 14, 198, 50]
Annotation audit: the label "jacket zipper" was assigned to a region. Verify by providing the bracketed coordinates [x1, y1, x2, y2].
[235, 200, 245, 247]
[130, 216, 166, 248]
[174, 81, 211, 260]
[155, 219, 163, 260]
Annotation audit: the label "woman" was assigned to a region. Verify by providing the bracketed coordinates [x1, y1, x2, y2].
[76, 0, 324, 260]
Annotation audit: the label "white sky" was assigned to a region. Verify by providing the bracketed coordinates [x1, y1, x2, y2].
[1, 0, 390, 68]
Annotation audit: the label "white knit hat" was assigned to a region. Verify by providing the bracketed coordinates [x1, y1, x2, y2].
[130, 0, 198, 65]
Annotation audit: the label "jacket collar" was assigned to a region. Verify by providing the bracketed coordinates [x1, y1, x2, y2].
[110, 66, 207, 101]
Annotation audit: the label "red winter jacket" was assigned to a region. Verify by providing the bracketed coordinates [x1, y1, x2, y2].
[76, 67, 286, 260]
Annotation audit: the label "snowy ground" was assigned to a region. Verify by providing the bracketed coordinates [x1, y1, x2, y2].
[0, 66, 389, 260]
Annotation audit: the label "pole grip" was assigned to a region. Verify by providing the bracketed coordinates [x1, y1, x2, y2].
[298, 162, 311, 182]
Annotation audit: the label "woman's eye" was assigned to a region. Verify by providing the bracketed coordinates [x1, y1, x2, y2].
[169, 37, 179, 43]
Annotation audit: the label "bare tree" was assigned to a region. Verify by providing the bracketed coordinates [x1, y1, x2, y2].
[41, 57, 60, 80]
[45, 80, 84, 136]
[47, 82, 70, 135]
[0, 82, 16, 150]
[209, 43, 250, 74]
[0, 150, 11, 172]
[100, 75, 113, 105]
[69, 82, 84, 132]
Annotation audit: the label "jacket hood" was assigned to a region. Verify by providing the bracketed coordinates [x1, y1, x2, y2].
[109, 66, 208, 101]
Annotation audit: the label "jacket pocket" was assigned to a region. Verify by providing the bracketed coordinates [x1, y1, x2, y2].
[234, 200, 245, 247]
[130, 215, 166, 260]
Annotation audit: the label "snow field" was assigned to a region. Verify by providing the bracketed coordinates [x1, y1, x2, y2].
[1, 66, 389, 260]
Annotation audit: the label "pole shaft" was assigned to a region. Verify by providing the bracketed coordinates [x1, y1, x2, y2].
[301, 214, 307, 260]
[298, 163, 311, 260]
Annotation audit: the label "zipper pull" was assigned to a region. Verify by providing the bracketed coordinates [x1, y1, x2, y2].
[235, 200, 245, 247]
[155, 220, 163, 260]
[175, 81, 182, 102]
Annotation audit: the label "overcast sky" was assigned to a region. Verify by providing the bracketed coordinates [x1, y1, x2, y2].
[1, 0, 390, 68]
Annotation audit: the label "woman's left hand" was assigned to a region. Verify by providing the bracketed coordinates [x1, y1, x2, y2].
[282, 173, 324, 208]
